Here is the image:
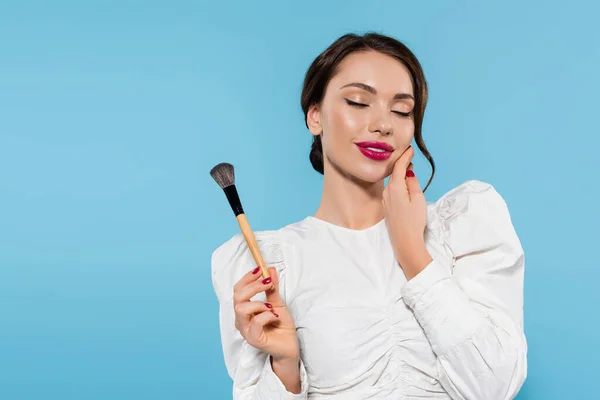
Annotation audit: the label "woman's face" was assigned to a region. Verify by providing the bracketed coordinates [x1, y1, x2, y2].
[307, 50, 415, 183]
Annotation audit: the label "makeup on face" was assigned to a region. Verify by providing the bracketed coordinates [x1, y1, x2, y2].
[355, 141, 394, 161]
[317, 51, 417, 180]
[340, 82, 415, 116]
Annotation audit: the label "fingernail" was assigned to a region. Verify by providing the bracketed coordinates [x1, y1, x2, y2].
[406, 170, 415, 178]
[252, 267, 260, 274]
[262, 277, 272, 285]
[272, 311, 279, 318]
[265, 303, 273, 309]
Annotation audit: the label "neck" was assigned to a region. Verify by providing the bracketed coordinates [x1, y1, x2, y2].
[314, 161, 385, 230]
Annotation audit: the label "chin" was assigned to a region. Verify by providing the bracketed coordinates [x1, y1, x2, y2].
[351, 163, 391, 184]
[326, 154, 393, 183]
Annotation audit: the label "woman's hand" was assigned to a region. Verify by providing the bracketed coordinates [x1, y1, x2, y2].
[383, 146, 433, 280]
[233, 266, 302, 393]
[232, 266, 300, 362]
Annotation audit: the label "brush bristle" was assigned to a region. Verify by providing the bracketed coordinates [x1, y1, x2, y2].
[210, 162, 235, 189]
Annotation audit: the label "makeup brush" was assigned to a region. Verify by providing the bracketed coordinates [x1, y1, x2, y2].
[210, 162, 271, 279]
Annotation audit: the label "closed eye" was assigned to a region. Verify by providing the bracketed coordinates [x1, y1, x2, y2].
[346, 98, 411, 117]
[344, 98, 368, 107]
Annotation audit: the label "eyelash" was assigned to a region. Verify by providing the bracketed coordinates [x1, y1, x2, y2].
[344, 98, 411, 117]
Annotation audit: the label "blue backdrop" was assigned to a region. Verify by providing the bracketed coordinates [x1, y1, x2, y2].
[1, 1, 598, 399]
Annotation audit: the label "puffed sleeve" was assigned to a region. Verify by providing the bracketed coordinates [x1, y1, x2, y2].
[401, 180, 527, 400]
[211, 231, 309, 399]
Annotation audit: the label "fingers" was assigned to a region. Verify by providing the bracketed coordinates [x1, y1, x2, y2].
[232, 267, 284, 344]
[391, 145, 415, 182]
[234, 300, 274, 327]
[233, 266, 264, 293]
[247, 310, 280, 340]
[385, 146, 414, 203]
[405, 163, 423, 200]
[264, 267, 284, 306]
[235, 300, 273, 316]
[233, 268, 276, 305]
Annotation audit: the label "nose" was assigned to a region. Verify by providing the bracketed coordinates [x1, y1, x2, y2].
[368, 108, 393, 136]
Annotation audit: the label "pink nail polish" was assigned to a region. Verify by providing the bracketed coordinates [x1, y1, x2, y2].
[265, 303, 273, 309]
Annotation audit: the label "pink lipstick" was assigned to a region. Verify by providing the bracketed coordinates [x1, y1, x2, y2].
[355, 141, 394, 161]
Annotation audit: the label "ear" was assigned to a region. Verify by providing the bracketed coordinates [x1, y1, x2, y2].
[306, 104, 322, 136]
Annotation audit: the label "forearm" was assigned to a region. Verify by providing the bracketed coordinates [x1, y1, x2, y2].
[396, 242, 432, 281]
[402, 259, 527, 399]
[271, 356, 302, 394]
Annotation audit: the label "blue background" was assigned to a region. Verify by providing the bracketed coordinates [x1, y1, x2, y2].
[1, 1, 598, 399]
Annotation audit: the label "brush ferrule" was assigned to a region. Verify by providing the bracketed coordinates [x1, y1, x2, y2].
[223, 185, 244, 216]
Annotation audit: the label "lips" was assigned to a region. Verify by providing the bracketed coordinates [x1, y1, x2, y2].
[355, 141, 394, 152]
[355, 141, 394, 161]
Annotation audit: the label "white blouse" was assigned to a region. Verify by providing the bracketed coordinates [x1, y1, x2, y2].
[211, 180, 527, 399]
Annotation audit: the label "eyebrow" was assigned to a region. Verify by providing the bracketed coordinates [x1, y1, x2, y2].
[340, 82, 415, 101]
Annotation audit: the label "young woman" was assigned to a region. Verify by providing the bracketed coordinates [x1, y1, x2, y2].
[211, 32, 527, 399]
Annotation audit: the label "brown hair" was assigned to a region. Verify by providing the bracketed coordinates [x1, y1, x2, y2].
[300, 32, 435, 192]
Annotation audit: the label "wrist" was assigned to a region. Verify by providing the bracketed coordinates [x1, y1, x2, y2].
[271, 356, 302, 394]
[271, 355, 300, 369]
[397, 245, 432, 280]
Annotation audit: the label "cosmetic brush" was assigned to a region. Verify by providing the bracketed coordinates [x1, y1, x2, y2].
[210, 162, 271, 279]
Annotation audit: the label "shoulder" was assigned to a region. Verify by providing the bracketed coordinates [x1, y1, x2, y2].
[211, 218, 311, 268]
[211, 230, 285, 269]
[426, 180, 522, 256]
[211, 230, 281, 296]
[426, 179, 509, 223]
[210, 219, 311, 299]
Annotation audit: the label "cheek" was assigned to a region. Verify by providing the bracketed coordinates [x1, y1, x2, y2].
[327, 106, 362, 134]
[394, 119, 415, 146]
[389, 151, 403, 167]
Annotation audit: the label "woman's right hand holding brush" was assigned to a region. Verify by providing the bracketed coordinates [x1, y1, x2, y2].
[233, 266, 302, 394]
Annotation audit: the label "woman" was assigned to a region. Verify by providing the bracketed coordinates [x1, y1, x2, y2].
[211, 32, 527, 399]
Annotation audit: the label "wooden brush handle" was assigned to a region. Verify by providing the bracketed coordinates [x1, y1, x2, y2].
[236, 214, 271, 279]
